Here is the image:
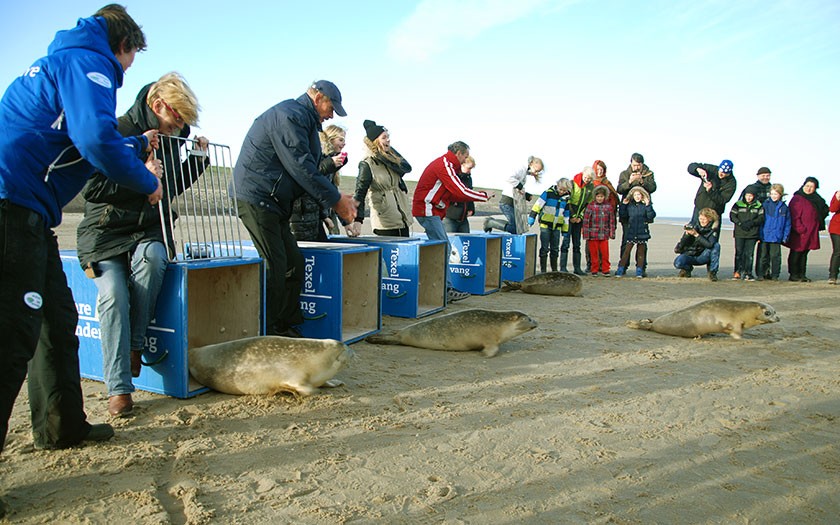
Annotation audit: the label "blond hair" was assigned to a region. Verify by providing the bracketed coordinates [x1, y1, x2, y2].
[320, 124, 346, 155]
[770, 183, 786, 196]
[147, 72, 200, 126]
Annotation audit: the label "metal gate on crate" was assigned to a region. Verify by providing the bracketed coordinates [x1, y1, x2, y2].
[69, 135, 265, 398]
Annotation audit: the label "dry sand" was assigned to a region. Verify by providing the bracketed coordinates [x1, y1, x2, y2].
[2, 214, 838, 524]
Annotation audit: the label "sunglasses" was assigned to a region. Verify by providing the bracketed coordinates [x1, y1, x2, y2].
[160, 100, 184, 125]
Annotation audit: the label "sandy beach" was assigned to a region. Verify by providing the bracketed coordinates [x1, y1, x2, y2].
[2, 213, 838, 524]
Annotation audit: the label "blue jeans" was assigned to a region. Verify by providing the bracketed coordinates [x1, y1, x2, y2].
[498, 202, 517, 233]
[539, 227, 561, 258]
[674, 243, 721, 274]
[94, 241, 168, 396]
[416, 215, 453, 288]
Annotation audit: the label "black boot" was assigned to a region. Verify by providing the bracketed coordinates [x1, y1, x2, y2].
[572, 251, 585, 275]
[559, 252, 568, 272]
[539, 256, 547, 273]
[550, 257, 558, 272]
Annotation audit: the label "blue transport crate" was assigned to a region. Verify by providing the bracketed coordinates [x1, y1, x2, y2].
[448, 233, 502, 295]
[231, 241, 382, 343]
[500, 233, 537, 282]
[62, 252, 264, 399]
[333, 236, 446, 318]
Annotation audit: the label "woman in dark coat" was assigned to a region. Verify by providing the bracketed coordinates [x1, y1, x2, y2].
[785, 176, 830, 282]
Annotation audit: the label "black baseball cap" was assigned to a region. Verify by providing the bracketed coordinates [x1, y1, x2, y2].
[312, 80, 346, 117]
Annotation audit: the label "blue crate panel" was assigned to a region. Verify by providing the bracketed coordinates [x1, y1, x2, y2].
[500, 233, 537, 282]
[62, 252, 263, 398]
[448, 233, 501, 295]
[334, 236, 446, 318]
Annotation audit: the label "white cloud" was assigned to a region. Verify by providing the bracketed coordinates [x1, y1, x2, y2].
[388, 0, 577, 61]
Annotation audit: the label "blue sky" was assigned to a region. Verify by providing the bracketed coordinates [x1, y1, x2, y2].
[2, 0, 838, 217]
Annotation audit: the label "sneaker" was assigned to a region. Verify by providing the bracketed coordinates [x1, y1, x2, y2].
[709, 271, 718, 282]
[829, 278, 837, 285]
[744, 274, 756, 282]
[635, 268, 644, 278]
[732, 272, 741, 280]
[678, 269, 691, 278]
[591, 272, 598, 277]
[615, 266, 626, 277]
[573, 269, 586, 276]
[601, 272, 611, 277]
[447, 288, 470, 302]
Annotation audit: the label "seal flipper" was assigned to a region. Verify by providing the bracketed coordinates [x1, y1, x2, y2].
[501, 281, 522, 292]
[481, 344, 500, 357]
[365, 330, 402, 345]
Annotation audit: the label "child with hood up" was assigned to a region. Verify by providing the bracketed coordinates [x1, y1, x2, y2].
[582, 185, 616, 276]
[616, 187, 656, 277]
[729, 184, 765, 281]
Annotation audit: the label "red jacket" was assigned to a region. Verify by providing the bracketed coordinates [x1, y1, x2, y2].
[412, 151, 489, 218]
[830, 193, 840, 235]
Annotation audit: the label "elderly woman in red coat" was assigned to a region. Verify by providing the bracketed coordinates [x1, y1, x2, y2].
[785, 176, 830, 282]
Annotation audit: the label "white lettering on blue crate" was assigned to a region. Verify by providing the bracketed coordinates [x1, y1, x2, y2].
[389, 247, 400, 277]
[461, 239, 471, 263]
[303, 255, 316, 294]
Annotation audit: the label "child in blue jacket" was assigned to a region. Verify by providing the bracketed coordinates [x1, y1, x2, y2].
[758, 183, 791, 280]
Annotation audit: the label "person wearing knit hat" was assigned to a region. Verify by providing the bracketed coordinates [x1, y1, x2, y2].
[350, 120, 414, 237]
[687, 159, 737, 236]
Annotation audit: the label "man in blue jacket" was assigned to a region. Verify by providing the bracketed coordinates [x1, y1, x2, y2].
[233, 81, 357, 338]
[0, 5, 162, 460]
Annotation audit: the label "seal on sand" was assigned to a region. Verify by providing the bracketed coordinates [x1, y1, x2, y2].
[501, 271, 583, 296]
[365, 309, 537, 357]
[188, 336, 354, 395]
[625, 299, 779, 339]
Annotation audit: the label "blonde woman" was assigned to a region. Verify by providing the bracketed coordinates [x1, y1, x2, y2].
[349, 120, 413, 237]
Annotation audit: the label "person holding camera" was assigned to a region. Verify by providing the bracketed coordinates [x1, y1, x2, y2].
[674, 208, 722, 281]
[729, 185, 765, 281]
[687, 160, 737, 235]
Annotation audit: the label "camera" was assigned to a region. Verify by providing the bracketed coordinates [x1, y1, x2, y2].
[684, 223, 696, 231]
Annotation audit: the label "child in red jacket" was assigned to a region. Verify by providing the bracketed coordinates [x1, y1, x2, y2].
[583, 186, 616, 275]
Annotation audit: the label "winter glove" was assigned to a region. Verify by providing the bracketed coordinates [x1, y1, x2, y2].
[741, 220, 754, 230]
[527, 216, 535, 226]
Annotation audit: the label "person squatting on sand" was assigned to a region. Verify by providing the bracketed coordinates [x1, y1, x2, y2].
[444, 155, 477, 233]
[616, 187, 656, 278]
[728, 184, 765, 281]
[582, 185, 616, 276]
[785, 176, 829, 282]
[528, 178, 572, 273]
[76, 72, 209, 417]
[233, 80, 357, 337]
[349, 119, 413, 237]
[289, 124, 349, 241]
[673, 208, 722, 281]
[412, 141, 493, 303]
[757, 183, 791, 281]
[0, 4, 164, 456]
[484, 156, 544, 234]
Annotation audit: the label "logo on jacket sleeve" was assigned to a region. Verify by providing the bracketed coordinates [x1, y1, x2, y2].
[86, 72, 112, 88]
[24, 292, 43, 310]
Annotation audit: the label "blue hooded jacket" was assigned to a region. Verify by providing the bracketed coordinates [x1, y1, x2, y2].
[0, 14, 158, 227]
[761, 198, 791, 243]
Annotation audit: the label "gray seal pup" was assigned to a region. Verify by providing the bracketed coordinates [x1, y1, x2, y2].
[501, 271, 582, 296]
[626, 298, 779, 339]
[188, 336, 354, 395]
[365, 309, 537, 357]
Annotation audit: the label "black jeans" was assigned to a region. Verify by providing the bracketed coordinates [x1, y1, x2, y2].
[238, 201, 304, 335]
[734, 237, 758, 275]
[830, 234, 840, 279]
[0, 200, 91, 452]
[757, 241, 782, 279]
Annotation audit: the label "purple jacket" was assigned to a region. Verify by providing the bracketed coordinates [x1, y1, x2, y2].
[785, 194, 821, 251]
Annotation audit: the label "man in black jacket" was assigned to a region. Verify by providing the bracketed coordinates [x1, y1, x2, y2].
[687, 159, 737, 235]
[232, 81, 357, 338]
[76, 72, 208, 417]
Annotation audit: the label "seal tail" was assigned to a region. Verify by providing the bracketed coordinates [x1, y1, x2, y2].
[365, 330, 401, 345]
[501, 280, 522, 292]
[625, 319, 654, 331]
